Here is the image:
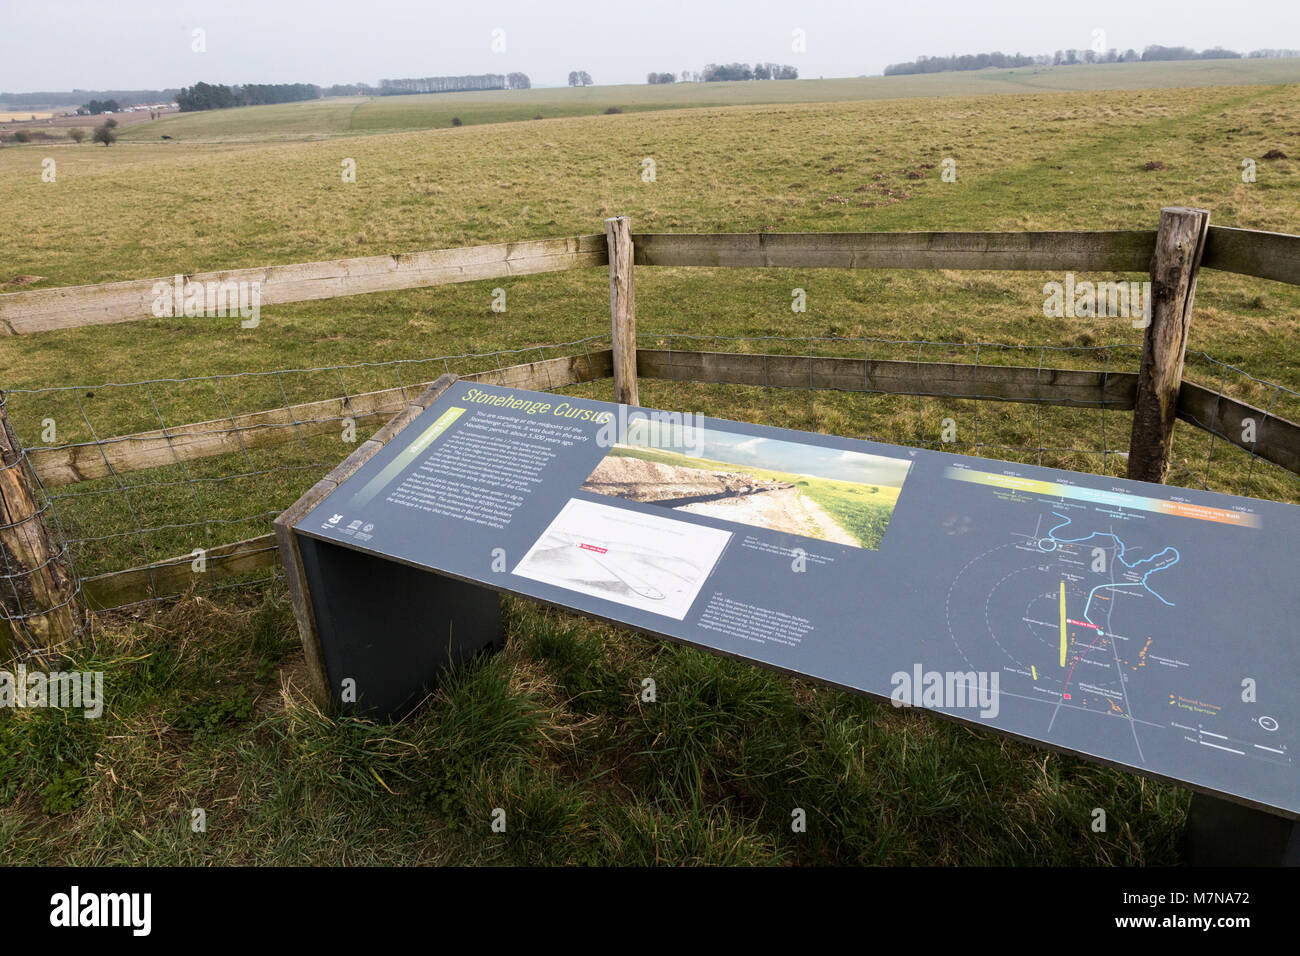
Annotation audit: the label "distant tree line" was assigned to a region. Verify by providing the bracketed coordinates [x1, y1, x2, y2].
[80, 99, 120, 114]
[643, 64, 798, 83]
[884, 45, 1298, 76]
[699, 63, 798, 81]
[0, 89, 175, 108]
[885, 52, 1037, 74]
[326, 74, 529, 97]
[1139, 45, 1240, 61]
[378, 74, 530, 95]
[176, 82, 320, 111]
[568, 71, 594, 86]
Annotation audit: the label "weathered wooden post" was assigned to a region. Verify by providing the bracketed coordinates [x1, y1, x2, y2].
[1127, 207, 1211, 483]
[0, 393, 82, 661]
[606, 216, 638, 406]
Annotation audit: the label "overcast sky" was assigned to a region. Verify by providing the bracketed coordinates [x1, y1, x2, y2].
[626, 421, 912, 487]
[3, 0, 1297, 91]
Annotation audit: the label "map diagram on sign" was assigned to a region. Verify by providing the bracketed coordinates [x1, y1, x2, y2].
[512, 498, 732, 620]
[940, 465, 1290, 775]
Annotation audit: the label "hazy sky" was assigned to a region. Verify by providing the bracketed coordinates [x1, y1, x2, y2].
[627, 421, 912, 486]
[3, 0, 1297, 91]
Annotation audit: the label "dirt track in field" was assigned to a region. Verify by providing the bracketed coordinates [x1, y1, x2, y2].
[582, 455, 858, 546]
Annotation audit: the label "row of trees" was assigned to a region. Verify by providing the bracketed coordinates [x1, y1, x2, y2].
[885, 45, 1296, 76]
[646, 72, 676, 84]
[568, 71, 594, 87]
[1140, 45, 1240, 61]
[378, 74, 530, 94]
[885, 52, 1036, 74]
[1, 88, 175, 108]
[79, 99, 120, 114]
[700, 63, 798, 81]
[236, 82, 321, 105]
[176, 82, 320, 111]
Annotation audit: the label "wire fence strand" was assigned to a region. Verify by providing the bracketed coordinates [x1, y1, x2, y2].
[2, 333, 1296, 658]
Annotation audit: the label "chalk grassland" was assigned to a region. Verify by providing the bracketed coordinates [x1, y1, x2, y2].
[0, 78, 1297, 865]
[104, 58, 1300, 142]
[2, 79, 1297, 603]
[1, 83, 1297, 393]
[595, 444, 901, 549]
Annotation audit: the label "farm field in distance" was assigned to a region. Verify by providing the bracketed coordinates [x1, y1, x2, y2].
[584, 445, 902, 549]
[1, 69, 1298, 866]
[94, 58, 1300, 142]
[2, 81, 1296, 389]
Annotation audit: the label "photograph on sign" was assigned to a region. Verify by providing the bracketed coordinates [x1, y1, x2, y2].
[582, 419, 912, 550]
[511, 497, 732, 619]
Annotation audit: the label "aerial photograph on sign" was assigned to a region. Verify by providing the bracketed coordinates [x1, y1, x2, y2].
[582, 420, 912, 549]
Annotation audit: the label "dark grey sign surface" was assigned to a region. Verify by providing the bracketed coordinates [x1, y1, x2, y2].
[298, 381, 1300, 817]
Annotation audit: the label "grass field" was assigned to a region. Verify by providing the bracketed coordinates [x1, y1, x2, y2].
[96, 59, 1300, 143]
[1, 72, 1298, 865]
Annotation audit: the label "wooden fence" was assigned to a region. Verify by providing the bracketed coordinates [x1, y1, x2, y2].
[2, 209, 1299, 654]
[0, 235, 608, 336]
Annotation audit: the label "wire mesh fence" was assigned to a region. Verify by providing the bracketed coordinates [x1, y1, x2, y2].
[0, 337, 612, 658]
[2, 332, 1296, 662]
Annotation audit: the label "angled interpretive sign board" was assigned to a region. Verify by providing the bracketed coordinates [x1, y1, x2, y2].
[285, 379, 1300, 823]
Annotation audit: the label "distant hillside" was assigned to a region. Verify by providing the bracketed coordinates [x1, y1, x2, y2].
[885, 46, 1298, 76]
[0, 89, 177, 109]
[118, 58, 1300, 144]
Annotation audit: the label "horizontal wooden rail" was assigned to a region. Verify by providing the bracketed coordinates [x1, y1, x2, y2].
[637, 349, 1138, 407]
[1177, 382, 1300, 476]
[77, 357, 1300, 611]
[28, 350, 613, 486]
[631, 231, 1158, 271]
[0, 235, 608, 336]
[1202, 226, 1300, 285]
[6, 225, 1295, 339]
[81, 533, 277, 611]
[34, 346, 1297, 489]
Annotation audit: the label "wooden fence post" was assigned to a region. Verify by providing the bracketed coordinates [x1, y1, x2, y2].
[606, 216, 639, 406]
[1127, 207, 1211, 483]
[0, 393, 82, 661]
